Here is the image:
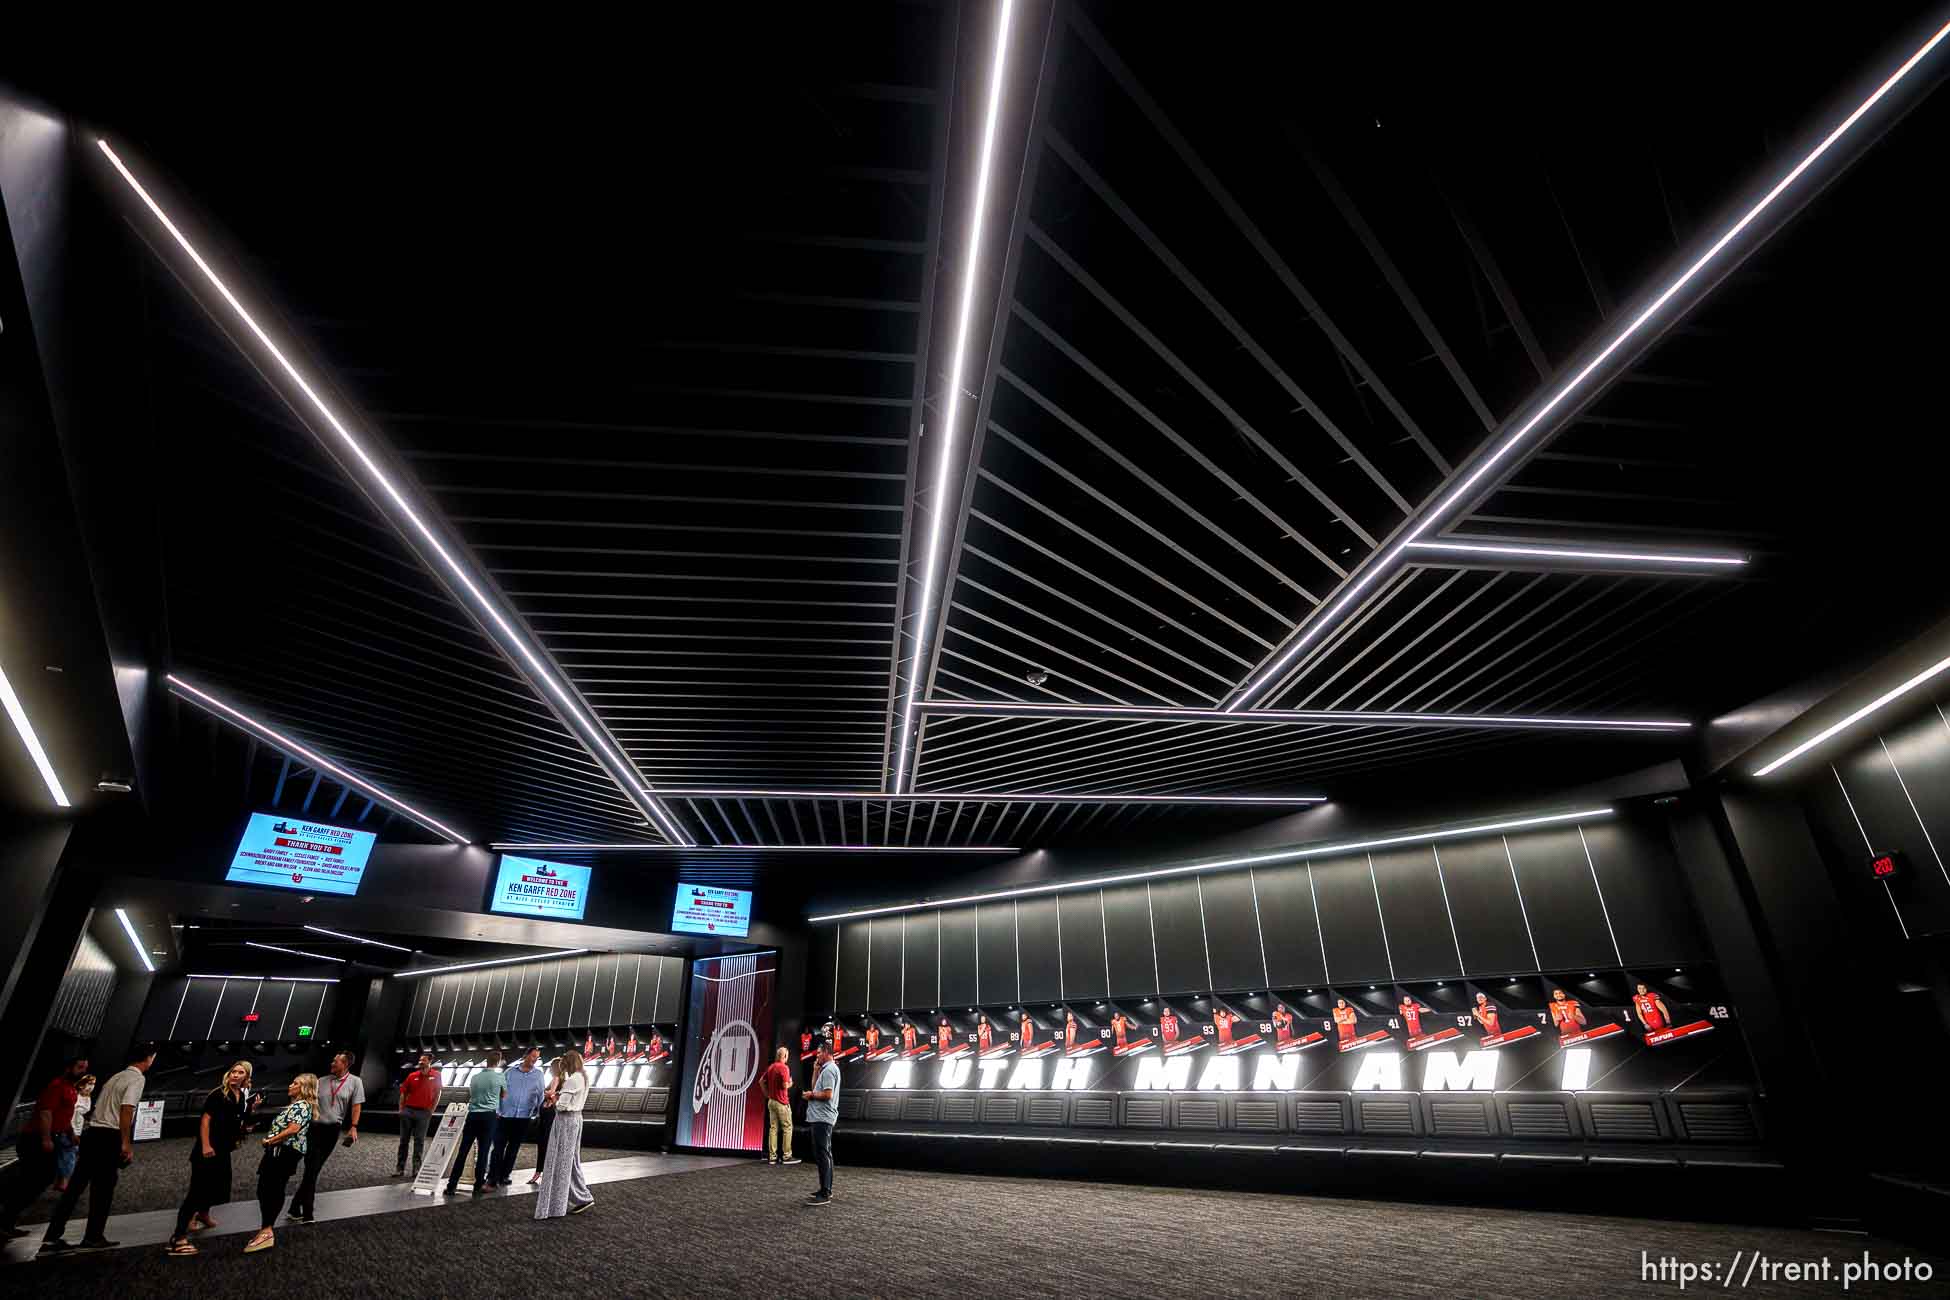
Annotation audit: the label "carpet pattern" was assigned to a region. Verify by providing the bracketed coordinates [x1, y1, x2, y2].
[16, 1162, 1948, 1298]
[8, 1134, 631, 1225]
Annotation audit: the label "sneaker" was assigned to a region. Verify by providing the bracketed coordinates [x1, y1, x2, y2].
[39, 1240, 72, 1255]
[569, 1200, 594, 1215]
[808, 1193, 832, 1206]
[76, 1237, 119, 1250]
[780, 1157, 802, 1165]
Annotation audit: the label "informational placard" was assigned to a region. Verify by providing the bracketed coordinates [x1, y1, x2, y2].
[411, 1102, 470, 1196]
[672, 882, 753, 937]
[134, 1100, 165, 1141]
[489, 855, 591, 920]
[224, 813, 377, 896]
[675, 953, 775, 1152]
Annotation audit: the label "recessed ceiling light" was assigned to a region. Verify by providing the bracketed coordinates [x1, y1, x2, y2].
[0, 660, 69, 808]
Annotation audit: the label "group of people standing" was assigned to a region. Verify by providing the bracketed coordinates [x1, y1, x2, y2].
[405, 1047, 593, 1218]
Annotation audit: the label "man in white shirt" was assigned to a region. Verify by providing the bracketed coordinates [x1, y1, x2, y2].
[290, 1051, 365, 1221]
[41, 1042, 155, 1253]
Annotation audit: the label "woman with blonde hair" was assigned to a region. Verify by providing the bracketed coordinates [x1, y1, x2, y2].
[532, 1050, 592, 1219]
[164, 1060, 256, 1256]
[244, 1073, 316, 1254]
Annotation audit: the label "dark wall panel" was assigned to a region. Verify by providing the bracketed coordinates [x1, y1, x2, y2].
[836, 922, 871, 1013]
[976, 902, 1019, 1004]
[537, 962, 569, 1029]
[903, 912, 941, 1009]
[1016, 897, 1063, 1002]
[1371, 846, 1463, 981]
[1311, 854, 1392, 983]
[1252, 863, 1327, 989]
[868, 917, 904, 1011]
[505, 967, 532, 1032]
[288, 984, 331, 1041]
[809, 924, 841, 1012]
[209, 978, 257, 1039]
[1149, 878, 1210, 994]
[1506, 828, 1616, 970]
[1832, 730, 1950, 936]
[1433, 838, 1536, 975]
[1199, 871, 1266, 993]
[613, 957, 643, 1023]
[939, 908, 978, 1007]
[1581, 818, 1708, 964]
[652, 957, 683, 1024]
[588, 956, 621, 1028]
[1100, 883, 1156, 997]
[435, 974, 463, 1036]
[1058, 890, 1109, 1000]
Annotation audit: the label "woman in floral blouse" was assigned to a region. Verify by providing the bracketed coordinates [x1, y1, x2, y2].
[244, 1073, 317, 1254]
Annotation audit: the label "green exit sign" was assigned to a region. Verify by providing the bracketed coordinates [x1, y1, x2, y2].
[297, 1025, 313, 1038]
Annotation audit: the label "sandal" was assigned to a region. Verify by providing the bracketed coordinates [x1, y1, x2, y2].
[244, 1231, 275, 1254]
[165, 1238, 199, 1257]
[189, 1215, 218, 1231]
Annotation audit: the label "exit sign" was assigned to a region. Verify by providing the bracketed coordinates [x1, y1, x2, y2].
[297, 1025, 314, 1038]
[1868, 851, 1907, 880]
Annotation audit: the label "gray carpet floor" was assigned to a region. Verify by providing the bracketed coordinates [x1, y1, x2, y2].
[14, 1161, 1947, 1298]
[9, 1133, 631, 1225]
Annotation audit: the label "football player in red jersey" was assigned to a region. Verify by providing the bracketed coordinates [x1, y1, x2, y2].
[1272, 1003, 1296, 1047]
[828, 1022, 845, 1056]
[901, 1020, 920, 1054]
[800, 1029, 814, 1057]
[865, 1023, 881, 1055]
[1065, 1011, 1080, 1053]
[1548, 989, 1586, 1038]
[1214, 1006, 1240, 1049]
[1331, 998, 1358, 1046]
[1111, 1011, 1131, 1051]
[1472, 993, 1501, 1037]
[1020, 1011, 1038, 1051]
[1397, 995, 1425, 1038]
[1632, 983, 1671, 1033]
[647, 1030, 669, 1063]
[937, 1020, 955, 1056]
[1160, 1007, 1181, 1047]
[977, 1016, 993, 1054]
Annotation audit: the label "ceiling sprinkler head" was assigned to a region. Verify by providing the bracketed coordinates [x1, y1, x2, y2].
[1025, 667, 1049, 687]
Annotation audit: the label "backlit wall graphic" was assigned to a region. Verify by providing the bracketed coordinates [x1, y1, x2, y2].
[675, 952, 776, 1152]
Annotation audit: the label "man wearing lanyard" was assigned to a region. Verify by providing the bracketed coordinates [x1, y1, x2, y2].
[289, 1052, 363, 1222]
[487, 1048, 546, 1186]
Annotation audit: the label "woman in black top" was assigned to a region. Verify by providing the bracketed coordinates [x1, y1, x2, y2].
[164, 1060, 256, 1257]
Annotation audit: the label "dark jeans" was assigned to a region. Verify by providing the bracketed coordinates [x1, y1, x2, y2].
[810, 1121, 834, 1196]
[172, 1147, 233, 1237]
[446, 1112, 498, 1191]
[0, 1132, 57, 1230]
[488, 1115, 531, 1183]
[41, 1128, 122, 1243]
[288, 1121, 340, 1216]
[533, 1107, 556, 1173]
[258, 1145, 301, 1230]
[396, 1107, 434, 1172]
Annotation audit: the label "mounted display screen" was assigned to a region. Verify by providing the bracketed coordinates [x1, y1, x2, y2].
[489, 855, 591, 921]
[676, 952, 776, 1152]
[224, 813, 377, 896]
[672, 882, 753, 937]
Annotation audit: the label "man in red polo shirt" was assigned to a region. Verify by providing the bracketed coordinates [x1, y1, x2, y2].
[761, 1047, 800, 1167]
[396, 1053, 444, 1177]
[0, 1056, 89, 1237]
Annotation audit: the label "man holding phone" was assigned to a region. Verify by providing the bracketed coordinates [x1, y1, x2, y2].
[40, 1042, 154, 1253]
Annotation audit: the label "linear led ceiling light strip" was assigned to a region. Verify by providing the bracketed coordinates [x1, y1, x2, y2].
[890, 0, 1021, 796]
[655, 787, 1326, 805]
[166, 673, 469, 844]
[0, 659, 69, 807]
[807, 806, 1613, 921]
[114, 908, 155, 973]
[245, 940, 345, 963]
[302, 924, 414, 952]
[97, 140, 693, 848]
[1405, 540, 1747, 568]
[917, 700, 1689, 731]
[392, 948, 590, 979]
[187, 974, 339, 984]
[1753, 651, 1950, 777]
[1228, 19, 1950, 712]
[489, 842, 1021, 853]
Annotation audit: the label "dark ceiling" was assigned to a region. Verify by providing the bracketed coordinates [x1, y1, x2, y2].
[19, 3, 1950, 860]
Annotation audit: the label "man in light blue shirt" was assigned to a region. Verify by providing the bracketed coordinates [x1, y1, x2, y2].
[489, 1048, 547, 1185]
[804, 1043, 841, 1204]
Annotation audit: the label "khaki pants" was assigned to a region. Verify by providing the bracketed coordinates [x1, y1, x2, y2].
[765, 1099, 793, 1162]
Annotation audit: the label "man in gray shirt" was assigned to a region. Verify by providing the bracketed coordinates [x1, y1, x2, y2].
[290, 1051, 364, 1221]
[804, 1042, 840, 1205]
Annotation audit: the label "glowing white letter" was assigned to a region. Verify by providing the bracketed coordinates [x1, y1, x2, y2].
[939, 1058, 971, 1089]
[1350, 1052, 1403, 1091]
[1422, 1050, 1497, 1092]
[1006, 1059, 1044, 1090]
[1133, 1056, 1193, 1091]
[1251, 1053, 1300, 1092]
[1050, 1057, 1093, 1091]
[1196, 1055, 1240, 1092]
[883, 1061, 914, 1090]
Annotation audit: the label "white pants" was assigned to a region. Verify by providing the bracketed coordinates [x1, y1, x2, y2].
[532, 1112, 591, 1219]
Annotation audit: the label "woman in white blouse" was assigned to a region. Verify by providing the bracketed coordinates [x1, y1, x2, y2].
[532, 1051, 593, 1220]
